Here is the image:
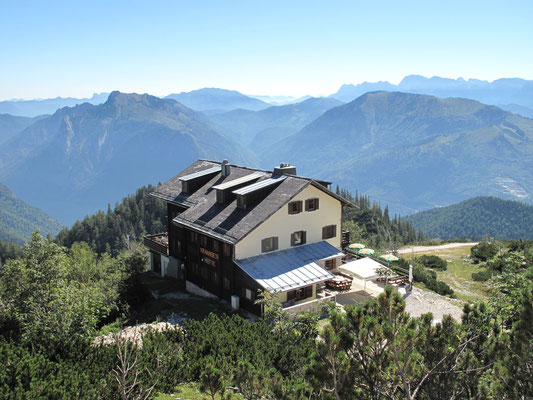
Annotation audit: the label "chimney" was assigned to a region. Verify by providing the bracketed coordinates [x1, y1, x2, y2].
[221, 159, 231, 177]
[273, 162, 296, 176]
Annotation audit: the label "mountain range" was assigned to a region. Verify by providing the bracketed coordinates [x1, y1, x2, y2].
[208, 97, 344, 147]
[0, 182, 62, 244]
[165, 88, 270, 113]
[262, 91, 533, 214]
[0, 93, 109, 117]
[0, 83, 532, 229]
[331, 75, 533, 114]
[405, 196, 533, 240]
[0, 91, 254, 224]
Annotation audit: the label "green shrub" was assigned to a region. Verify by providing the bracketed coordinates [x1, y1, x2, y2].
[417, 255, 447, 270]
[472, 270, 495, 282]
[471, 242, 498, 263]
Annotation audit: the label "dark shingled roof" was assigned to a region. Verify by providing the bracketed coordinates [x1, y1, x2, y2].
[151, 160, 354, 244]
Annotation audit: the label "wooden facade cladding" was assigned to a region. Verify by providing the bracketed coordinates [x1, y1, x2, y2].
[168, 222, 262, 314]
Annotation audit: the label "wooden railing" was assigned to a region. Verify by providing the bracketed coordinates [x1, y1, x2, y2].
[143, 233, 169, 256]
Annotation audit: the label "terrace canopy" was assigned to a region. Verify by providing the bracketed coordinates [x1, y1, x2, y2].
[339, 257, 387, 290]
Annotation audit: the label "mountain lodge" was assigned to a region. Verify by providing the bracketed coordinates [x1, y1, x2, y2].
[144, 160, 354, 315]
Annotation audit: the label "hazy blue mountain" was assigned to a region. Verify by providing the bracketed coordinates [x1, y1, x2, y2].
[0, 114, 48, 146]
[262, 91, 533, 215]
[208, 97, 344, 147]
[331, 76, 533, 113]
[0, 91, 254, 224]
[247, 94, 313, 106]
[405, 196, 533, 240]
[0, 93, 109, 117]
[0, 182, 63, 244]
[498, 104, 533, 119]
[165, 88, 270, 113]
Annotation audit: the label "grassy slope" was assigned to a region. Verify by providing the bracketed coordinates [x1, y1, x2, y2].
[400, 244, 488, 301]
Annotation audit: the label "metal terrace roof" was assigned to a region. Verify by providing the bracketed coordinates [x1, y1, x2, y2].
[232, 175, 287, 196]
[179, 166, 221, 182]
[212, 171, 264, 191]
[235, 241, 340, 293]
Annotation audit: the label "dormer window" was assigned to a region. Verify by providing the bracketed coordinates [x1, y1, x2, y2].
[305, 198, 319, 212]
[288, 200, 302, 214]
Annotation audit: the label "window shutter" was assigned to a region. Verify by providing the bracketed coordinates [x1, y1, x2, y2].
[261, 238, 267, 253]
[305, 199, 310, 211]
[315, 198, 319, 210]
[332, 224, 336, 237]
[322, 226, 327, 239]
[302, 231, 306, 245]
[290, 232, 296, 246]
[298, 201, 302, 212]
[273, 236, 278, 251]
[304, 286, 313, 298]
[287, 290, 296, 301]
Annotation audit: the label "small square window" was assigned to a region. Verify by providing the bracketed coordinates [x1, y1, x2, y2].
[291, 231, 306, 246]
[322, 225, 337, 239]
[305, 198, 319, 212]
[261, 237, 278, 253]
[245, 288, 253, 300]
[288, 200, 302, 214]
[325, 259, 336, 270]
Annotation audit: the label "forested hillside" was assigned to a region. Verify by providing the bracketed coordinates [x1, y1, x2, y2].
[55, 185, 166, 255]
[0, 183, 62, 244]
[338, 187, 424, 249]
[406, 196, 533, 239]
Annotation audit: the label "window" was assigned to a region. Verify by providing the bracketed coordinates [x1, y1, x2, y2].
[291, 230, 306, 246]
[322, 225, 337, 239]
[288, 200, 302, 214]
[245, 288, 253, 300]
[261, 236, 278, 253]
[325, 258, 336, 270]
[305, 198, 319, 211]
[286, 286, 313, 301]
[224, 277, 231, 290]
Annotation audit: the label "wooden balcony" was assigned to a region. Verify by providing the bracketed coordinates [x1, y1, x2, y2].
[144, 233, 169, 256]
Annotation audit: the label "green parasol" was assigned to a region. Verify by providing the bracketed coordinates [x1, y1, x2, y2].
[357, 248, 375, 256]
[379, 254, 399, 262]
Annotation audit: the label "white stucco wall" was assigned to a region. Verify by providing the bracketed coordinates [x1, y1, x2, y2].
[235, 184, 342, 259]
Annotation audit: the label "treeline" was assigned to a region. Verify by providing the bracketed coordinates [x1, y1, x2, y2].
[0, 238, 22, 266]
[337, 187, 425, 250]
[1, 235, 531, 398]
[406, 196, 533, 240]
[55, 185, 166, 255]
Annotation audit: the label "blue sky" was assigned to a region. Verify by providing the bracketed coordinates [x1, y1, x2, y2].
[1, 0, 532, 100]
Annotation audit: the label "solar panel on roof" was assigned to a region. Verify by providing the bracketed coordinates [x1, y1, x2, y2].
[232, 175, 287, 196]
[179, 166, 221, 182]
[212, 172, 264, 191]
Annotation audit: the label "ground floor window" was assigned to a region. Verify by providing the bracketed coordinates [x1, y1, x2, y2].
[324, 258, 336, 270]
[286, 285, 313, 301]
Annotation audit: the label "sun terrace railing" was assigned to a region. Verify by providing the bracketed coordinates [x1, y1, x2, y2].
[282, 294, 336, 316]
[143, 233, 169, 256]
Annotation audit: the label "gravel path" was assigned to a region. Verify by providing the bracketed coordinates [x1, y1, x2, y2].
[397, 242, 478, 254]
[404, 287, 464, 323]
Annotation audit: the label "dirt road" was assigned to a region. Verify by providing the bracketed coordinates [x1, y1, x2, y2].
[397, 242, 478, 254]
